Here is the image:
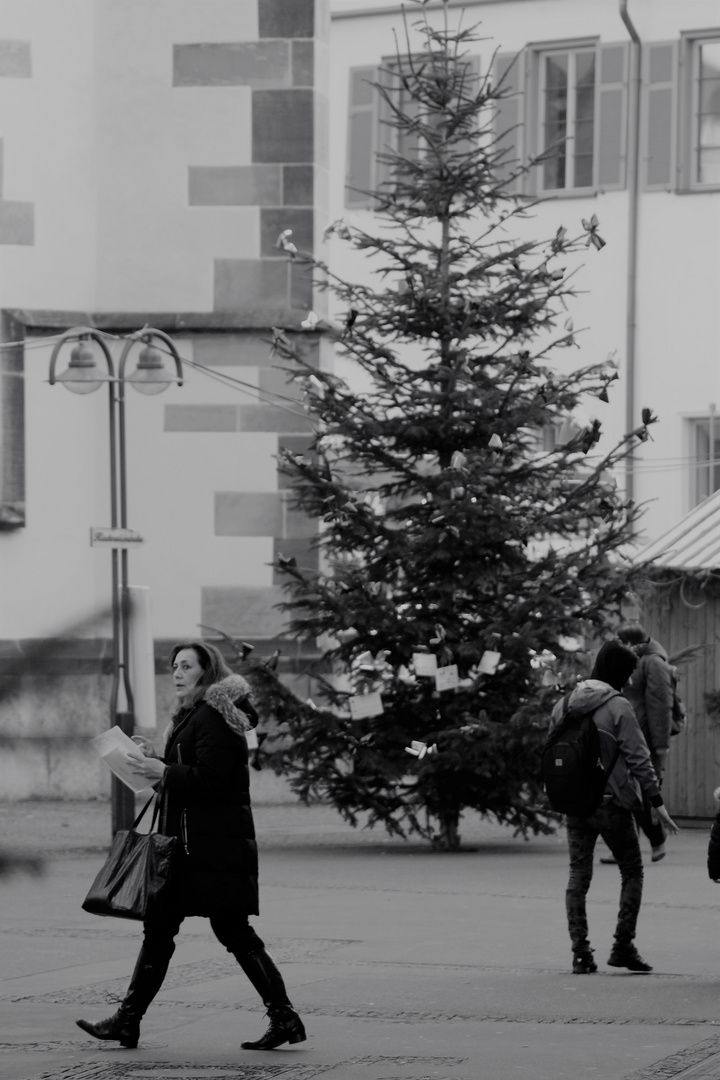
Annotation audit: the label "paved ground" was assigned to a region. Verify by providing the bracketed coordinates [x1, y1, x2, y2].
[2, 798, 720, 1080]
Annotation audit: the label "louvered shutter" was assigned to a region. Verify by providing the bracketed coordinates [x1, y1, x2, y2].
[493, 51, 523, 194]
[454, 54, 482, 159]
[596, 42, 629, 189]
[374, 61, 400, 196]
[346, 67, 378, 208]
[641, 41, 678, 190]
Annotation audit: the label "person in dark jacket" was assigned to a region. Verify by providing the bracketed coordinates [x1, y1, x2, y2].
[708, 787, 720, 880]
[76, 640, 306, 1052]
[550, 640, 678, 975]
[617, 622, 675, 861]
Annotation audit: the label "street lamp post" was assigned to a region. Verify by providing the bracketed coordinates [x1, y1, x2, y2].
[48, 326, 183, 834]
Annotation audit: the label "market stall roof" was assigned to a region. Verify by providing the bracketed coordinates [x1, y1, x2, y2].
[633, 488, 720, 570]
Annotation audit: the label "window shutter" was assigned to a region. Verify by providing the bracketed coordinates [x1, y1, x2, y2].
[374, 60, 401, 197]
[493, 51, 523, 194]
[596, 42, 629, 189]
[346, 67, 378, 209]
[641, 41, 678, 190]
[454, 54, 481, 158]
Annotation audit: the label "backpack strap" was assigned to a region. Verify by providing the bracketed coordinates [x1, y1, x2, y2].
[593, 692, 622, 783]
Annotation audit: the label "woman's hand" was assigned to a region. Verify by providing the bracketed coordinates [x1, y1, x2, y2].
[124, 751, 166, 782]
[131, 735, 157, 758]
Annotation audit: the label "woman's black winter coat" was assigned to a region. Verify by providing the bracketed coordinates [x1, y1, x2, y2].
[159, 674, 260, 917]
[708, 811, 720, 881]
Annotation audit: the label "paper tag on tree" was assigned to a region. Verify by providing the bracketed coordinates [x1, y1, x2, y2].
[405, 740, 438, 759]
[349, 691, 384, 720]
[435, 664, 459, 692]
[478, 650, 501, 675]
[413, 652, 438, 676]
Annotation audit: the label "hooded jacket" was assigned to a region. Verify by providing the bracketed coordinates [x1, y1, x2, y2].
[550, 679, 662, 812]
[159, 674, 260, 917]
[622, 638, 674, 753]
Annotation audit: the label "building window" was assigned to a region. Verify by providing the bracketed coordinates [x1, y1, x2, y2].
[494, 41, 628, 196]
[346, 56, 479, 209]
[540, 48, 596, 192]
[692, 38, 720, 186]
[691, 416, 720, 506]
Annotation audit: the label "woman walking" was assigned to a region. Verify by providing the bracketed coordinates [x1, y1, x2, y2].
[76, 640, 306, 1051]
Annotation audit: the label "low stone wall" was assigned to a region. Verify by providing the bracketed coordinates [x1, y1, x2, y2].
[0, 643, 309, 802]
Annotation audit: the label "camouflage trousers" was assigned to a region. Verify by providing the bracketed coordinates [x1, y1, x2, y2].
[565, 799, 643, 955]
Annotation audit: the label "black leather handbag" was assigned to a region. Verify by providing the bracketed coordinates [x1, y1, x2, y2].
[82, 792, 176, 920]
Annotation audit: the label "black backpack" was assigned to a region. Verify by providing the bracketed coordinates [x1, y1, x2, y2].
[542, 693, 620, 816]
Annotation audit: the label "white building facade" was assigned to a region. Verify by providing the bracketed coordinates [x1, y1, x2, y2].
[329, 0, 720, 542]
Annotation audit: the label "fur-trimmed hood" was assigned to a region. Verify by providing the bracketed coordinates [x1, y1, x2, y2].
[203, 674, 259, 735]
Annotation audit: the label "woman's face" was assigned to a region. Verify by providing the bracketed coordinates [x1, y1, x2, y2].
[172, 648, 205, 701]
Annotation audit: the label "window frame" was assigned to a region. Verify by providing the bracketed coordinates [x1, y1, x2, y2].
[535, 44, 598, 195]
[687, 414, 720, 507]
[494, 37, 628, 199]
[345, 54, 481, 210]
[680, 31, 720, 193]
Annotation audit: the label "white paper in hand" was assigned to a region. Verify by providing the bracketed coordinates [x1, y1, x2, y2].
[92, 725, 154, 794]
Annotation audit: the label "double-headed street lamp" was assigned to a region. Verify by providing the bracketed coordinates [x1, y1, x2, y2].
[48, 327, 183, 833]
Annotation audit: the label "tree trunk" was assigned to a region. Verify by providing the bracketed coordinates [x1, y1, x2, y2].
[433, 810, 461, 851]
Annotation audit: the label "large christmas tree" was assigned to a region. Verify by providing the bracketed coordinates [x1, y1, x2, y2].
[255, 10, 654, 848]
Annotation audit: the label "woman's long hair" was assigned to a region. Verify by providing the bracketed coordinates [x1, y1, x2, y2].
[169, 640, 233, 711]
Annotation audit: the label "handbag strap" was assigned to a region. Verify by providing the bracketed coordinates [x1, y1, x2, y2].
[131, 792, 157, 831]
[131, 777, 166, 833]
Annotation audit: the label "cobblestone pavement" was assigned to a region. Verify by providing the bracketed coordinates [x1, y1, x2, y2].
[2, 800, 720, 1080]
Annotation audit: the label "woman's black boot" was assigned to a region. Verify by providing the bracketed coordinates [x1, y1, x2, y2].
[241, 1004, 307, 1050]
[75, 1008, 140, 1049]
[76, 942, 171, 1049]
[236, 947, 306, 1050]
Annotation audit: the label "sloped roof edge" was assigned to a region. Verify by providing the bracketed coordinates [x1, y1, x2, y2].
[633, 488, 720, 570]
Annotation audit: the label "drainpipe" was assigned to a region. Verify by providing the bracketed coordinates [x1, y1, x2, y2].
[619, 0, 641, 507]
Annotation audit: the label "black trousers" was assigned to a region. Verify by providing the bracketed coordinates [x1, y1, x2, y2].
[142, 899, 265, 964]
[565, 800, 643, 955]
[120, 897, 289, 1020]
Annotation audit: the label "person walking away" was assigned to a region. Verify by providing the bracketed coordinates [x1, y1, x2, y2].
[76, 640, 306, 1051]
[617, 622, 674, 862]
[550, 640, 679, 975]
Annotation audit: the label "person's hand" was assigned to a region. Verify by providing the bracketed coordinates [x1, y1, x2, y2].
[653, 747, 669, 771]
[131, 735, 157, 758]
[655, 804, 680, 835]
[124, 752, 166, 782]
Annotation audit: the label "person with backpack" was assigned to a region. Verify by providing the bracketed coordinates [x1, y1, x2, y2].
[547, 640, 679, 975]
[616, 623, 676, 862]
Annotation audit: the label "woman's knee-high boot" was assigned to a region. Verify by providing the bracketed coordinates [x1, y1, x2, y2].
[76, 943, 173, 1048]
[236, 947, 306, 1050]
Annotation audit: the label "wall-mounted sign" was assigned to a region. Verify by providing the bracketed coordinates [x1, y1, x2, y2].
[90, 527, 145, 548]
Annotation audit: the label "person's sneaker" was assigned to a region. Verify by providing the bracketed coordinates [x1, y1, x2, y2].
[607, 943, 652, 972]
[651, 844, 666, 863]
[572, 951, 598, 975]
